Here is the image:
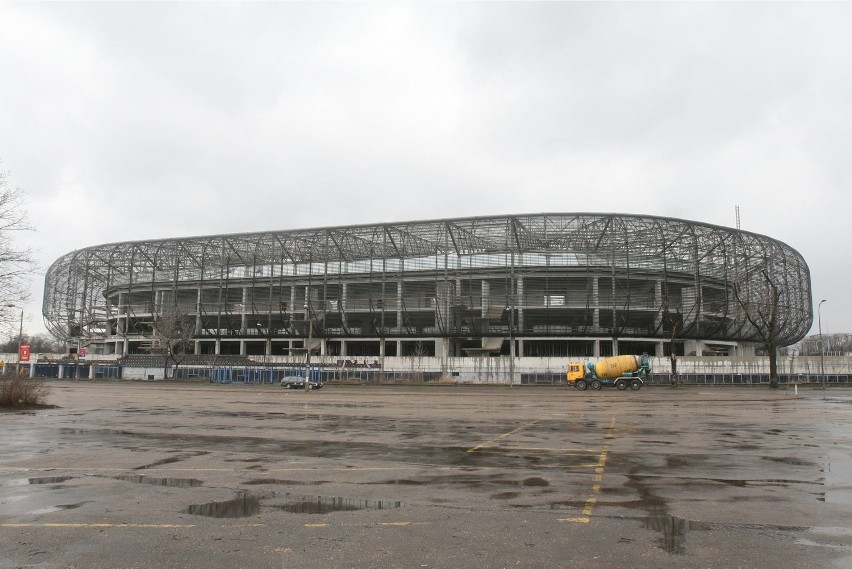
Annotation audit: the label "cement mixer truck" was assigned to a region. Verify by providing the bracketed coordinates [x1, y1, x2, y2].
[566, 353, 651, 391]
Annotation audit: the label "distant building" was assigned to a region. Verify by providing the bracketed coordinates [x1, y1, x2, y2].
[43, 213, 812, 359]
[796, 334, 852, 357]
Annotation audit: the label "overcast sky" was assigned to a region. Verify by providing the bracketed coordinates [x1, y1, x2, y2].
[1, 2, 850, 341]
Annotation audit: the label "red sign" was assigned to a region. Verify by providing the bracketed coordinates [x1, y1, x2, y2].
[78, 347, 87, 357]
[19, 344, 31, 362]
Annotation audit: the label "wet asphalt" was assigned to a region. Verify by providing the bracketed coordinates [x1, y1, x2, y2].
[1, 382, 850, 569]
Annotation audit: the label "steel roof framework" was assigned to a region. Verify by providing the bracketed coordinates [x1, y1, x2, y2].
[43, 213, 813, 348]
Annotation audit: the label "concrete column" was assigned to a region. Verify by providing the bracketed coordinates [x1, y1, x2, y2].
[239, 340, 246, 356]
[593, 339, 601, 357]
[241, 287, 248, 334]
[655, 341, 665, 357]
[341, 283, 349, 331]
[397, 282, 403, 332]
[117, 292, 126, 335]
[612, 338, 619, 356]
[195, 288, 203, 334]
[592, 277, 600, 330]
[516, 277, 524, 332]
[685, 339, 702, 356]
[481, 281, 490, 317]
[437, 337, 450, 360]
[215, 338, 221, 355]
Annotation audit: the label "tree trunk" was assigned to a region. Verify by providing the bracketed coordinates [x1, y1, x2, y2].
[767, 343, 779, 389]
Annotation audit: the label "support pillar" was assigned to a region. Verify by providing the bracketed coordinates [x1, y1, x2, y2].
[592, 277, 600, 330]
[241, 287, 248, 334]
[516, 277, 524, 333]
[196, 288, 203, 334]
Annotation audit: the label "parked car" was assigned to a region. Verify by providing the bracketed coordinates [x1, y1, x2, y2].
[280, 375, 323, 390]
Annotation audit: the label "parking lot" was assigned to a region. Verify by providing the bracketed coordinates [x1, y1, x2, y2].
[1, 382, 851, 568]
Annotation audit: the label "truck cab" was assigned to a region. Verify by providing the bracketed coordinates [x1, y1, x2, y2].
[566, 363, 585, 383]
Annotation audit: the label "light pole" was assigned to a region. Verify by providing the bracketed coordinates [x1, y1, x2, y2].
[818, 299, 827, 390]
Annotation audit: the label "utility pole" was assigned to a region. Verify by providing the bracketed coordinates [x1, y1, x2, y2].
[818, 299, 827, 390]
[304, 302, 312, 392]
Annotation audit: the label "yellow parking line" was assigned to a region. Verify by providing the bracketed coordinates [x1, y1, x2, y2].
[0, 466, 428, 474]
[2, 523, 196, 528]
[467, 419, 543, 453]
[564, 417, 617, 523]
[2, 520, 433, 531]
[494, 446, 602, 455]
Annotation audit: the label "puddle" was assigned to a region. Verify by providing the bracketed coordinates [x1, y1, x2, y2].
[824, 451, 852, 506]
[245, 478, 326, 486]
[114, 475, 203, 487]
[644, 513, 690, 554]
[30, 503, 84, 515]
[626, 474, 692, 554]
[134, 451, 210, 471]
[8, 476, 75, 486]
[278, 496, 404, 514]
[185, 493, 261, 518]
[763, 456, 816, 466]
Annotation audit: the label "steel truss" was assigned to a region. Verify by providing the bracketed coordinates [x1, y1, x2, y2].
[43, 213, 813, 354]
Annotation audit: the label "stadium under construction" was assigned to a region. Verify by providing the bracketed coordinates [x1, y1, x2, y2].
[43, 213, 813, 368]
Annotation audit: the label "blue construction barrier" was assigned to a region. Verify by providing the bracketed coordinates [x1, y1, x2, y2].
[210, 366, 322, 384]
[648, 373, 852, 385]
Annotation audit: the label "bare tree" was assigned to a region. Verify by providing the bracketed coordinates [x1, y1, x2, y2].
[734, 268, 781, 388]
[660, 288, 683, 386]
[410, 341, 427, 382]
[0, 166, 36, 335]
[0, 333, 63, 354]
[150, 304, 195, 379]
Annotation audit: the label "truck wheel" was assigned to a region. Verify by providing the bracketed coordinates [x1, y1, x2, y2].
[615, 379, 628, 390]
[590, 379, 602, 390]
[575, 379, 588, 391]
[629, 379, 642, 390]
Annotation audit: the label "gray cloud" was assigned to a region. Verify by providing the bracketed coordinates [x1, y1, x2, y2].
[1, 2, 849, 337]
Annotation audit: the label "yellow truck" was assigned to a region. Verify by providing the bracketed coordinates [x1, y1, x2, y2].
[566, 354, 651, 391]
